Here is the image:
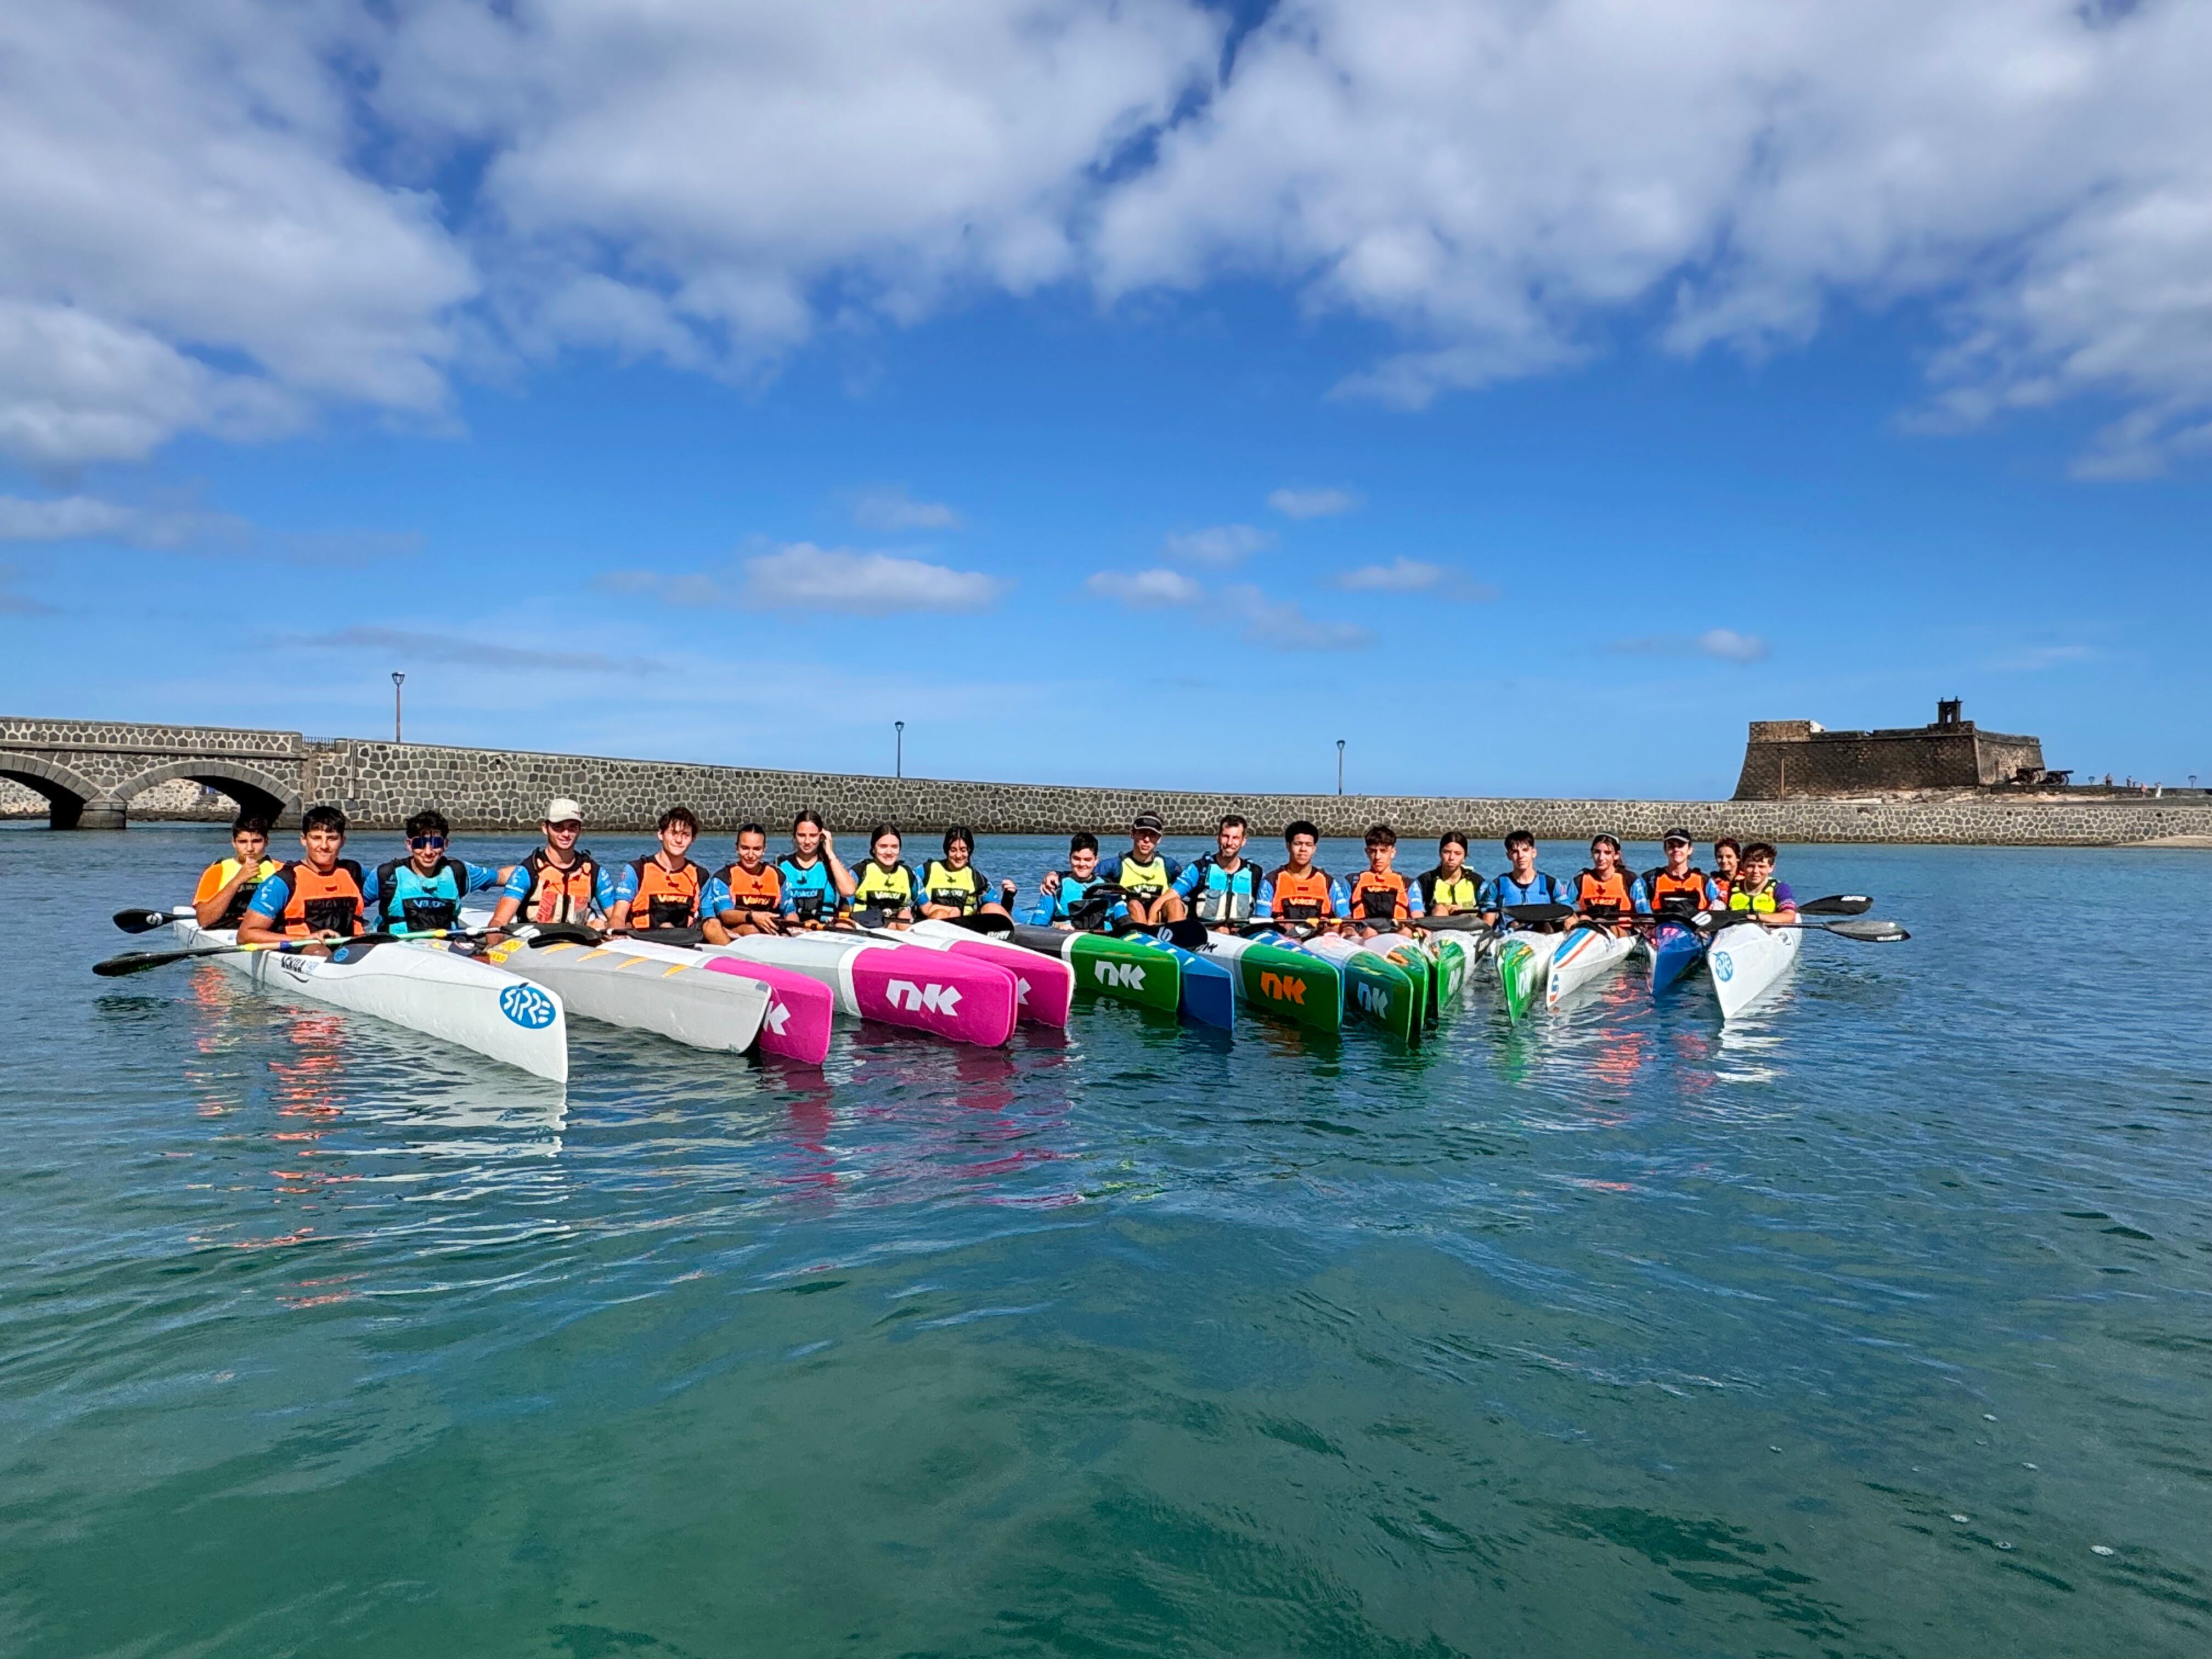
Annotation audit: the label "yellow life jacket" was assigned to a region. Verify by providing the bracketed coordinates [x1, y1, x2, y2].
[921, 859, 987, 914]
[851, 860, 917, 911]
[1728, 881, 1781, 914]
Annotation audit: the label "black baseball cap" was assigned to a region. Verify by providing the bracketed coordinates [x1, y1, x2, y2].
[1662, 827, 1693, 845]
[1132, 812, 1165, 834]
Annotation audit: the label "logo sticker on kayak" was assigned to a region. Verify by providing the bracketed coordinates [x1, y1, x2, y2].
[763, 1001, 791, 1035]
[1711, 952, 1735, 983]
[1355, 982, 1391, 1016]
[1093, 961, 1146, 991]
[887, 979, 962, 1015]
[500, 984, 558, 1028]
[1257, 970, 1307, 1005]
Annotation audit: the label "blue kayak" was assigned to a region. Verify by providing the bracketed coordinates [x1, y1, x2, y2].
[1646, 920, 1708, 993]
[1144, 936, 1235, 1030]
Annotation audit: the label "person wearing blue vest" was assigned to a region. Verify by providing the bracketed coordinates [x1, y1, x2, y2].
[775, 810, 856, 929]
[1026, 833, 1127, 929]
[1172, 814, 1266, 926]
[1480, 828, 1572, 929]
[360, 809, 512, 938]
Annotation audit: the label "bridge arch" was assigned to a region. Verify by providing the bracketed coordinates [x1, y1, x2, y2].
[1, 755, 112, 830]
[113, 760, 301, 829]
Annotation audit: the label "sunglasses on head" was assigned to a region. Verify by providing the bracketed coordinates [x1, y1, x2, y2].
[409, 834, 447, 850]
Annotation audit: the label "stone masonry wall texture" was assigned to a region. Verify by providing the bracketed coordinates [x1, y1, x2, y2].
[6, 716, 2210, 847]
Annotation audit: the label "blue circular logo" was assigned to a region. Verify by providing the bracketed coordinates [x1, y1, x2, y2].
[500, 983, 558, 1029]
[1711, 951, 1735, 983]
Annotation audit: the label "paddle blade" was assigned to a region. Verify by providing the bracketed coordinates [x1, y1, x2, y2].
[93, 946, 215, 977]
[1822, 917, 1910, 942]
[1798, 894, 1874, 916]
[112, 907, 185, 934]
[944, 913, 1014, 936]
[1160, 919, 1211, 950]
[1503, 902, 1573, 925]
[1415, 912, 1488, 933]
[524, 923, 601, 947]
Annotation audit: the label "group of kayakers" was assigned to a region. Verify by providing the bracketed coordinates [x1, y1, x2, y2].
[194, 796, 1798, 955]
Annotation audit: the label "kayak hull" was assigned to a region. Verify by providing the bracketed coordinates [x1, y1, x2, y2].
[1203, 932, 1344, 1034]
[1298, 933, 1420, 1044]
[707, 934, 1019, 1046]
[1494, 930, 1562, 1023]
[593, 937, 837, 1065]
[1709, 922, 1802, 1021]
[485, 935, 769, 1055]
[176, 922, 568, 1082]
[1008, 926, 1181, 1015]
[1547, 925, 1635, 1010]
[905, 921, 1075, 1027]
[1151, 938, 1235, 1029]
[1646, 921, 1708, 994]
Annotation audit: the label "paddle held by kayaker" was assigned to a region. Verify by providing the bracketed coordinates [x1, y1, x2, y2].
[235, 805, 366, 956]
[489, 798, 614, 934]
[191, 814, 279, 929]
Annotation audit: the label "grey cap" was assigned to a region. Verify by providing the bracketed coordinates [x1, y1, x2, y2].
[1131, 811, 1165, 834]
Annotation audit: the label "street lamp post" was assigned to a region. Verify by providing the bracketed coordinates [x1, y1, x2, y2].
[895, 721, 905, 780]
[1336, 738, 1345, 796]
[392, 672, 405, 743]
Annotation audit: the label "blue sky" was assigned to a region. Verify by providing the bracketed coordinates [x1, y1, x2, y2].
[3, 2, 2208, 799]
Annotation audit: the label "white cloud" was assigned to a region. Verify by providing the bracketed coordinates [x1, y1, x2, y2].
[0, 493, 248, 549]
[1267, 487, 1362, 519]
[1162, 523, 1274, 566]
[606, 541, 1007, 616]
[1334, 556, 1481, 594]
[1086, 567, 1203, 607]
[1222, 584, 1373, 652]
[853, 486, 963, 532]
[286, 626, 666, 676]
[1612, 628, 1772, 664]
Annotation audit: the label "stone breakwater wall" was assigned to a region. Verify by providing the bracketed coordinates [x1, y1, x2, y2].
[6, 718, 2211, 845]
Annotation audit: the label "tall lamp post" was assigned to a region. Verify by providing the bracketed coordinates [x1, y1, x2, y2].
[1336, 738, 1346, 795]
[895, 720, 905, 780]
[392, 672, 405, 743]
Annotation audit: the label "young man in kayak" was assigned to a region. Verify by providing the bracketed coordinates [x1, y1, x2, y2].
[488, 798, 616, 934]
[359, 809, 513, 938]
[191, 814, 280, 929]
[1642, 827, 1720, 919]
[606, 806, 715, 937]
[1257, 820, 1348, 929]
[1345, 823, 1424, 935]
[776, 811, 855, 930]
[1172, 814, 1265, 926]
[847, 826, 921, 928]
[1482, 830, 1573, 928]
[235, 805, 366, 952]
[1414, 831, 1485, 918]
[918, 825, 1016, 921]
[1570, 834, 1650, 932]
[1098, 812, 1186, 926]
[1725, 843, 1798, 925]
[1709, 837, 1742, 904]
[703, 822, 787, 937]
[1027, 833, 1127, 928]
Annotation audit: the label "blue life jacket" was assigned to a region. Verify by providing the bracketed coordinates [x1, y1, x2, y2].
[1181, 854, 1261, 923]
[373, 857, 466, 935]
[1489, 870, 1570, 910]
[777, 855, 841, 923]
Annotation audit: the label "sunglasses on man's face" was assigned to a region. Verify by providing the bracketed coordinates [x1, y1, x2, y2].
[409, 835, 447, 850]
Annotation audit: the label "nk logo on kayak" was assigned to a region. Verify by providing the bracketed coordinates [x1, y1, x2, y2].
[1257, 970, 1307, 1005]
[887, 979, 963, 1015]
[1355, 983, 1392, 1017]
[1093, 961, 1147, 991]
[762, 1001, 791, 1035]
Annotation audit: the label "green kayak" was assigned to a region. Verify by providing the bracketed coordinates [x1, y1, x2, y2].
[1009, 925, 1182, 1015]
[1201, 932, 1343, 1034]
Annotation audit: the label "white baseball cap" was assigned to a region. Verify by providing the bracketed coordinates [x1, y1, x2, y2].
[544, 798, 585, 825]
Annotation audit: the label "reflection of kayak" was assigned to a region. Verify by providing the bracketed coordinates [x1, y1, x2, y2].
[1547, 925, 1635, 1010]
[1494, 930, 1562, 1022]
[1008, 925, 1181, 1015]
[1645, 920, 1707, 994]
[1203, 932, 1343, 1033]
[706, 933, 1018, 1046]
[484, 933, 771, 1055]
[174, 921, 568, 1081]
[1299, 933, 1420, 1043]
[1709, 921, 1802, 1020]
[904, 921, 1075, 1028]
[596, 938, 836, 1065]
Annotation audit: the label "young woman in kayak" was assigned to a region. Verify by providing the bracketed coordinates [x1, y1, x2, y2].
[704, 823, 788, 938]
[918, 826, 1015, 921]
[775, 811, 855, 930]
[1709, 838, 1742, 904]
[1569, 834, 1650, 934]
[1725, 843, 1798, 925]
[848, 826, 920, 928]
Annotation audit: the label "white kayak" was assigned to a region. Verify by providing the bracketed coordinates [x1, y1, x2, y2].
[483, 932, 769, 1054]
[1546, 924, 1637, 1011]
[173, 921, 569, 1082]
[1708, 920, 1803, 1020]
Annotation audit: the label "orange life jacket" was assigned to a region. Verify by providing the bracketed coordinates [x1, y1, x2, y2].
[628, 855, 707, 930]
[1644, 865, 1712, 915]
[1710, 872, 1736, 905]
[1268, 865, 1337, 922]
[1346, 868, 1412, 922]
[520, 847, 601, 926]
[1573, 867, 1640, 921]
[718, 861, 783, 913]
[272, 859, 366, 939]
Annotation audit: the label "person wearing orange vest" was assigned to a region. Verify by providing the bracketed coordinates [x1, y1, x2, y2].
[236, 805, 366, 952]
[704, 822, 787, 937]
[1570, 834, 1650, 932]
[1344, 822, 1424, 935]
[606, 806, 714, 936]
[1641, 827, 1722, 919]
[191, 813, 280, 929]
[1258, 820, 1350, 927]
[488, 798, 616, 934]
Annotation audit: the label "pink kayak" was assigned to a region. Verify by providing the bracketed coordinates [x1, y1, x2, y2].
[706, 934, 1020, 1048]
[900, 921, 1074, 1027]
[699, 958, 836, 1065]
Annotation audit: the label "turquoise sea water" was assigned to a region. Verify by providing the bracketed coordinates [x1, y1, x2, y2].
[3, 825, 2209, 1657]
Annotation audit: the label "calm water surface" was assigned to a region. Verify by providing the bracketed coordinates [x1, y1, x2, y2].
[3, 826, 2208, 1657]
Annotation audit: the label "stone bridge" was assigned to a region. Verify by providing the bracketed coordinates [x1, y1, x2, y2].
[1, 719, 304, 830]
[5, 714, 2211, 846]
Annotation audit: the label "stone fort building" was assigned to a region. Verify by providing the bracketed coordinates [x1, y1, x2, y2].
[1733, 701, 2047, 799]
